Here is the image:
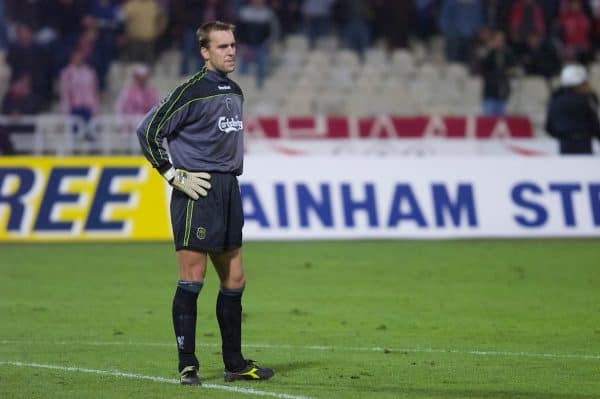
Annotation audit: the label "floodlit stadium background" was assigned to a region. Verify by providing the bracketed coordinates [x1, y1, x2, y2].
[1, 3, 600, 399]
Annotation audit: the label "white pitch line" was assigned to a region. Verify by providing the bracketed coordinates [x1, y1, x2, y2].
[0, 361, 314, 399]
[2, 339, 599, 361]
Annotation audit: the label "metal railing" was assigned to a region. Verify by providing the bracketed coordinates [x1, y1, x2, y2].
[0, 114, 144, 155]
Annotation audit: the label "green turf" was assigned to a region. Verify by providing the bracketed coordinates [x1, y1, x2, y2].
[0, 240, 599, 399]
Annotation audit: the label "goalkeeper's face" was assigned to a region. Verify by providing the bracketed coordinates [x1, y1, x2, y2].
[202, 30, 236, 75]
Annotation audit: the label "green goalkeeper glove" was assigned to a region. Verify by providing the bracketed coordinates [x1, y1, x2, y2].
[162, 167, 211, 200]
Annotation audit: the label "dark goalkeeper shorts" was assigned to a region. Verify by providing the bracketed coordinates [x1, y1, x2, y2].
[170, 172, 243, 252]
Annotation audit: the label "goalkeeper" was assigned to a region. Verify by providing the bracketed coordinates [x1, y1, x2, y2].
[136, 21, 273, 385]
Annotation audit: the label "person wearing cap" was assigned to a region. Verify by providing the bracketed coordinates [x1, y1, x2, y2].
[115, 64, 159, 116]
[545, 63, 600, 154]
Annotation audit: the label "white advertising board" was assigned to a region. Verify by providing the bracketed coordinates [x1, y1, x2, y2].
[239, 156, 600, 239]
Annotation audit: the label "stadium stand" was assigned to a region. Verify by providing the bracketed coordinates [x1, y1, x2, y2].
[2, 0, 600, 155]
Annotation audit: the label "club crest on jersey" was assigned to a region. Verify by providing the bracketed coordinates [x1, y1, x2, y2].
[218, 116, 243, 133]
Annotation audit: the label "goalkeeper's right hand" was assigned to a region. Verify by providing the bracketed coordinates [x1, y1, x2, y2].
[162, 167, 211, 200]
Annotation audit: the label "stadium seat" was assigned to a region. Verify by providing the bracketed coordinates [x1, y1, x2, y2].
[416, 62, 441, 82]
[282, 89, 313, 116]
[390, 49, 416, 77]
[314, 88, 346, 115]
[445, 62, 469, 84]
[285, 34, 309, 53]
[508, 76, 549, 123]
[364, 47, 388, 66]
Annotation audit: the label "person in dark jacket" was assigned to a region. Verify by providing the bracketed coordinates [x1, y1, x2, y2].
[478, 30, 517, 116]
[545, 63, 600, 154]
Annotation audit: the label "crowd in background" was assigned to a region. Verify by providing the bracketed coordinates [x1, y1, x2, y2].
[2, 0, 600, 120]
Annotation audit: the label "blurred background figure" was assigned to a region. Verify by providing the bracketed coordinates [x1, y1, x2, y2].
[88, 0, 123, 93]
[2, 73, 40, 115]
[49, 0, 89, 71]
[115, 64, 158, 116]
[59, 48, 99, 137]
[517, 31, 561, 80]
[301, 0, 335, 49]
[481, 0, 506, 32]
[546, 63, 600, 154]
[175, 0, 205, 76]
[415, 0, 440, 41]
[439, 0, 482, 63]
[121, 0, 167, 64]
[0, 125, 14, 154]
[334, 0, 371, 60]
[175, 0, 233, 76]
[508, 0, 546, 49]
[236, 0, 280, 89]
[558, 0, 593, 64]
[0, 0, 7, 52]
[0, 73, 40, 155]
[6, 23, 53, 110]
[271, 0, 301, 38]
[478, 30, 517, 116]
[372, 0, 416, 51]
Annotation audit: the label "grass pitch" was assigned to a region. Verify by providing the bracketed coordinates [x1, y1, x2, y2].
[0, 240, 599, 399]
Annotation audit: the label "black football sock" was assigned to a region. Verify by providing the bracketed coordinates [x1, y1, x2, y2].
[216, 286, 246, 371]
[172, 280, 203, 372]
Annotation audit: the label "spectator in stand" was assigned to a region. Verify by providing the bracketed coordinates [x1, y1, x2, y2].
[1, 74, 41, 154]
[271, 0, 302, 38]
[88, 0, 123, 92]
[546, 63, 600, 154]
[236, 0, 280, 89]
[175, 0, 206, 76]
[2, 74, 40, 115]
[301, 0, 335, 49]
[518, 31, 561, 79]
[6, 23, 53, 109]
[558, 0, 593, 64]
[78, 17, 101, 69]
[478, 30, 517, 116]
[0, 0, 7, 52]
[334, 0, 372, 60]
[175, 0, 233, 76]
[202, 0, 234, 22]
[49, 0, 90, 70]
[5, 0, 53, 39]
[439, 0, 483, 63]
[121, 0, 167, 64]
[481, 0, 509, 31]
[508, 0, 545, 48]
[59, 48, 99, 136]
[0, 124, 14, 154]
[372, 0, 417, 50]
[414, 0, 439, 40]
[115, 64, 159, 116]
[591, 0, 600, 50]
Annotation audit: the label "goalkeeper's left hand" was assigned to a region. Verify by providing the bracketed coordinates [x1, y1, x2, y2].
[162, 167, 211, 200]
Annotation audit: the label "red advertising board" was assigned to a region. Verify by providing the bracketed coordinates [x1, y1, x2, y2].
[244, 115, 534, 139]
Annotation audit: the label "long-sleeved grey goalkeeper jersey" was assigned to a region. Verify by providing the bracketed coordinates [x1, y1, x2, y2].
[136, 67, 244, 176]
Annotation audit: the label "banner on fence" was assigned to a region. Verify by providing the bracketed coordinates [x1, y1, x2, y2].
[245, 115, 534, 139]
[1, 156, 598, 241]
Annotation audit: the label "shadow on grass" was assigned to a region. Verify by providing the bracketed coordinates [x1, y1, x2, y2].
[201, 360, 320, 381]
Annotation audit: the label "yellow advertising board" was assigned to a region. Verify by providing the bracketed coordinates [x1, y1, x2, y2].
[0, 157, 171, 241]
